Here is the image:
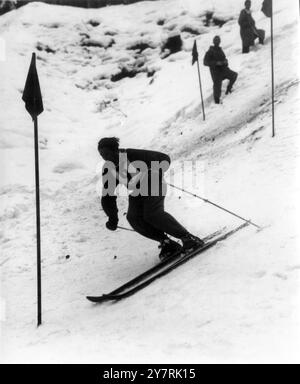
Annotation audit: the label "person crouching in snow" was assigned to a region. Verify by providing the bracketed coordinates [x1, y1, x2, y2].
[204, 36, 238, 105]
[239, 0, 265, 54]
[98, 137, 204, 261]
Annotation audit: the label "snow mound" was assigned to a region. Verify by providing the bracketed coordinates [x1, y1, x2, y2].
[52, 161, 85, 174]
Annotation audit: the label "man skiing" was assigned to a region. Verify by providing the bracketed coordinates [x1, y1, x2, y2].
[98, 137, 204, 260]
[204, 36, 238, 104]
[239, 0, 265, 54]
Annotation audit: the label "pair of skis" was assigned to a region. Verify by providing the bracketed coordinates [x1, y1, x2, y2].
[87, 223, 249, 304]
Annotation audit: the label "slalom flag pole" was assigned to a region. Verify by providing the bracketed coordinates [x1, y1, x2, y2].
[262, 0, 275, 137]
[168, 183, 262, 230]
[270, 2, 275, 137]
[192, 40, 206, 121]
[22, 53, 44, 327]
[34, 114, 42, 327]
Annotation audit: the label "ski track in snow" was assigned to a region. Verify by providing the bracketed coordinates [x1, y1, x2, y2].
[0, 0, 300, 363]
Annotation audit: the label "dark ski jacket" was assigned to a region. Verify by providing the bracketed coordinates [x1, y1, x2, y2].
[101, 148, 171, 224]
[204, 46, 228, 78]
[238, 9, 258, 47]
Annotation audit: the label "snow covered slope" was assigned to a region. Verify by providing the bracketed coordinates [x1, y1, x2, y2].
[0, 0, 299, 363]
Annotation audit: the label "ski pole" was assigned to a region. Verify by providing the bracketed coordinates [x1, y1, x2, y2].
[117, 226, 135, 232]
[168, 183, 261, 230]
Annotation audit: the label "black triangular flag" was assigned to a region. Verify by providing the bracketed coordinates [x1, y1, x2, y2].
[262, 0, 273, 18]
[192, 40, 199, 66]
[22, 53, 44, 119]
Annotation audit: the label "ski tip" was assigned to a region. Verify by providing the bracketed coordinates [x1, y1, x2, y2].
[86, 296, 97, 303]
[86, 294, 120, 303]
[86, 295, 107, 303]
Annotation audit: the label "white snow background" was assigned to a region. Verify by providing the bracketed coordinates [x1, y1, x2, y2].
[0, 0, 299, 363]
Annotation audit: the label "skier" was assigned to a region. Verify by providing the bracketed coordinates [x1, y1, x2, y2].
[239, 0, 265, 54]
[98, 137, 204, 260]
[204, 36, 238, 104]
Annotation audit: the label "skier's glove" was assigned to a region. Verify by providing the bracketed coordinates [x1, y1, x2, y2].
[106, 218, 118, 231]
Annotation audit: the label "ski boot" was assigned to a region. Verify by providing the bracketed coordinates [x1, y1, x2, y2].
[181, 234, 205, 253]
[159, 238, 182, 261]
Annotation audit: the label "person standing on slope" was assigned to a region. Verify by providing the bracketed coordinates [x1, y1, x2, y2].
[204, 35, 238, 105]
[239, 0, 265, 54]
[98, 137, 204, 261]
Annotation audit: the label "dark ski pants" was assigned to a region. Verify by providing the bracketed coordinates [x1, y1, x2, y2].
[127, 195, 189, 242]
[211, 68, 238, 104]
[242, 29, 265, 54]
[242, 45, 251, 54]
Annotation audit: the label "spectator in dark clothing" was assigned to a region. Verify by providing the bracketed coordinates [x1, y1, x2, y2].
[239, 0, 265, 53]
[204, 36, 238, 104]
[98, 137, 204, 260]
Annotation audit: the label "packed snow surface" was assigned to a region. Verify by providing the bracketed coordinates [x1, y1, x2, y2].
[0, 0, 299, 363]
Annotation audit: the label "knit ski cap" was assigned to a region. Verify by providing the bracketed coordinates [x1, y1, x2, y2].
[98, 137, 120, 151]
